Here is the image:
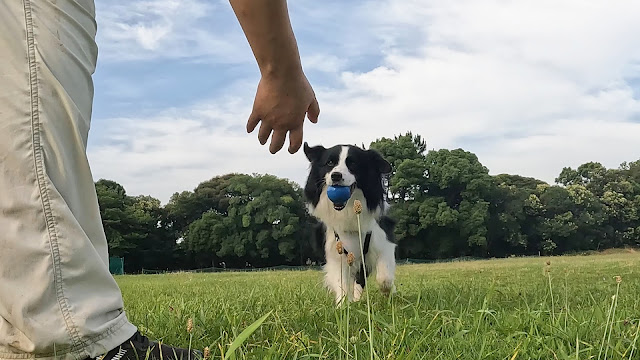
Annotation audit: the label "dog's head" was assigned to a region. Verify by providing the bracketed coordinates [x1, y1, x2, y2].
[303, 142, 392, 212]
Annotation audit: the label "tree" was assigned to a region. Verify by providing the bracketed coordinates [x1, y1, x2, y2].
[420, 149, 493, 256]
[369, 132, 427, 171]
[96, 180, 179, 273]
[495, 174, 546, 191]
[556, 160, 640, 250]
[130, 195, 184, 271]
[183, 174, 314, 267]
[370, 136, 497, 259]
[556, 162, 608, 196]
[485, 181, 531, 257]
[370, 132, 427, 201]
[165, 173, 240, 235]
[96, 132, 640, 270]
[96, 179, 137, 258]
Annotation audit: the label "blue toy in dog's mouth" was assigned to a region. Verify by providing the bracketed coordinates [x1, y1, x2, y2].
[327, 185, 354, 211]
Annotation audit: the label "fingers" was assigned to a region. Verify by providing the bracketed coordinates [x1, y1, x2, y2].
[257, 122, 272, 145]
[307, 97, 320, 123]
[288, 126, 303, 154]
[250, 94, 319, 154]
[269, 130, 287, 154]
[246, 110, 260, 133]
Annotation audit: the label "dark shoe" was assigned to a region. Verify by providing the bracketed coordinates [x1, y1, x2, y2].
[96, 331, 202, 360]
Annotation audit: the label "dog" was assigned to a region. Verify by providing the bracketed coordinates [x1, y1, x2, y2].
[303, 142, 397, 305]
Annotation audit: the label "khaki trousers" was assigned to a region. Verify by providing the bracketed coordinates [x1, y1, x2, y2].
[0, 1, 137, 359]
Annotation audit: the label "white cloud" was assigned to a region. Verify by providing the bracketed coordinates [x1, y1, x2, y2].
[308, 0, 640, 173]
[95, 0, 249, 63]
[301, 54, 348, 74]
[89, 0, 640, 203]
[88, 96, 320, 203]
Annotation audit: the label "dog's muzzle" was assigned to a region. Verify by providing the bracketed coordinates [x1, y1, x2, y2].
[331, 183, 357, 211]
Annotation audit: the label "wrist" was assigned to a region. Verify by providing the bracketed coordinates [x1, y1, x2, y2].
[260, 61, 304, 79]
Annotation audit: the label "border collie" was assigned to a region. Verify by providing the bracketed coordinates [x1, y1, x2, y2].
[303, 142, 397, 304]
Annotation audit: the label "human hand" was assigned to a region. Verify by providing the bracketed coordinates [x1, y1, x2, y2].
[246, 71, 320, 154]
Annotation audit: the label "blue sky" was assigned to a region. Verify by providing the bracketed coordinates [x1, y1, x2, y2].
[87, 0, 640, 204]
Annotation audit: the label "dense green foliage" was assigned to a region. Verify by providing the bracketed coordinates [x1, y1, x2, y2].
[369, 133, 640, 260]
[116, 252, 640, 359]
[96, 132, 640, 273]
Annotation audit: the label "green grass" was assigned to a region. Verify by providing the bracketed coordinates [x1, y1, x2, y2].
[116, 250, 640, 359]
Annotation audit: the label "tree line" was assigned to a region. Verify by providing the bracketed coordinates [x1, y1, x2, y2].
[97, 132, 640, 273]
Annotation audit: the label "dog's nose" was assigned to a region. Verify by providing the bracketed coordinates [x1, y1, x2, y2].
[331, 172, 343, 182]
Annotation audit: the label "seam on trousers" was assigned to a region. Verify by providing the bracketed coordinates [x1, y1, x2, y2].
[0, 315, 133, 360]
[22, 1, 86, 359]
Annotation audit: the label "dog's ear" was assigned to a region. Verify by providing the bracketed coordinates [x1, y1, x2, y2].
[369, 149, 392, 174]
[303, 142, 326, 163]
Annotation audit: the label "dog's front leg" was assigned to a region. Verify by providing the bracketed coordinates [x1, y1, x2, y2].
[353, 281, 363, 302]
[323, 255, 353, 305]
[374, 240, 397, 296]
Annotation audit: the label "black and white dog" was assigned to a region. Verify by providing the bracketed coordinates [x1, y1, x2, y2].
[303, 142, 397, 304]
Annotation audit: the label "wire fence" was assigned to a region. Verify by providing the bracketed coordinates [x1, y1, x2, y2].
[130, 249, 638, 275]
[139, 256, 486, 275]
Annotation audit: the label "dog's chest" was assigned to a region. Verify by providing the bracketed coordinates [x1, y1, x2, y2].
[326, 229, 365, 258]
[313, 191, 377, 233]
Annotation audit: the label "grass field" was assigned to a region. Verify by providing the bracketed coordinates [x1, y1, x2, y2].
[116, 250, 640, 359]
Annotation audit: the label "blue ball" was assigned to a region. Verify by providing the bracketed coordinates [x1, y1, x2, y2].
[327, 185, 351, 204]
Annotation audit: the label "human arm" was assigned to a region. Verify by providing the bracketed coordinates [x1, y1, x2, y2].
[230, 0, 320, 154]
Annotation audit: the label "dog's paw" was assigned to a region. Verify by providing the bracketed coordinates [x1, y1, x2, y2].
[353, 284, 363, 302]
[335, 295, 346, 307]
[378, 279, 395, 296]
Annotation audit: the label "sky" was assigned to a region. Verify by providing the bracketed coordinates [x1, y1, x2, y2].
[88, 0, 640, 204]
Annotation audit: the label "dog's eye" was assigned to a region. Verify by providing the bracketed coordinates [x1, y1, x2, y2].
[326, 160, 335, 167]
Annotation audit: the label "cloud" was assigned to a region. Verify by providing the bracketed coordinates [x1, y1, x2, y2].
[88, 95, 321, 203]
[307, 0, 640, 175]
[89, 0, 640, 203]
[301, 54, 348, 74]
[95, 0, 249, 63]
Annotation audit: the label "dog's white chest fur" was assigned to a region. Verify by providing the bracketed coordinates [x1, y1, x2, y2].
[309, 188, 380, 233]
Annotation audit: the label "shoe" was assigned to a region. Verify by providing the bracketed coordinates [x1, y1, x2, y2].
[96, 331, 202, 360]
